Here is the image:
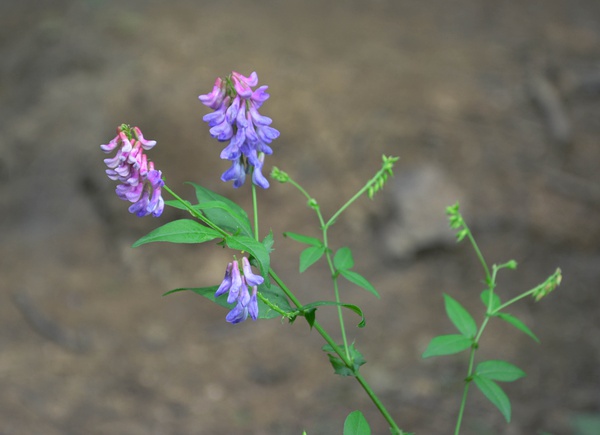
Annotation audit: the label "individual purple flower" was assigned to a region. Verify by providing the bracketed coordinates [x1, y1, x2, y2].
[215, 257, 263, 323]
[199, 71, 279, 189]
[101, 124, 164, 217]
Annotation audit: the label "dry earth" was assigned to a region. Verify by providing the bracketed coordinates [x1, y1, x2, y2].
[1, 0, 600, 434]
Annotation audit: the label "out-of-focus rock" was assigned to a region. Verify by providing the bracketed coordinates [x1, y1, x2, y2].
[377, 165, 466, 260]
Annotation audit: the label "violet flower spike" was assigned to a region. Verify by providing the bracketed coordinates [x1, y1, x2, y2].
[199, 71, 279, 189]
[215, 258, 262, 323]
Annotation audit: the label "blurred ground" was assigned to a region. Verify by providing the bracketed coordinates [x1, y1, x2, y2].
[1, 0, 600, 434]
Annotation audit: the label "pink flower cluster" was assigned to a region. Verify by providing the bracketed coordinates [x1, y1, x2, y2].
[101, 125, 164, 217]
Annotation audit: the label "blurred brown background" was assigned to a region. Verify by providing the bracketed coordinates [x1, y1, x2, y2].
[1, 0, 599, 434]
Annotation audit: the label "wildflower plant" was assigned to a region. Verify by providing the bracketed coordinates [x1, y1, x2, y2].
[100, 71, 561, 434]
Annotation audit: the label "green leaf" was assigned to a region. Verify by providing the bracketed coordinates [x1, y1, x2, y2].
[422, 334, 473, 358]
[480, 289, 501, 311]
[444, 294, 477, 337]
[257, 284, 294, 319]
[343, 410, 371, 435]
[323, 342, 366, 376]
[299, 245, 326, 273]
[226, 235, 270, 279]
[476, 360, 526, 382]
[132, 219, 222, 247]
[334, 247, 355, 271]
[188, 182, 253, 237]
[496, 312, 540, 343]
[473, 375, 512, 422]
[284, 231, 322, 246]
[339, 270, 380, 299]
[299, 301, 366, 328]
[262, 231, 275, 253]
[194, 200, 253, 237]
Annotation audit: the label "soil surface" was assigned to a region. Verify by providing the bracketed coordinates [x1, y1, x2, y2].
[1, 1, 600, 434]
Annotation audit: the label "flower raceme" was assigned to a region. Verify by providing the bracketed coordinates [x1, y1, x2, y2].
[101, 124, 165, 217]
[215, 257, 263, 323]
[199, 71, 279, 189]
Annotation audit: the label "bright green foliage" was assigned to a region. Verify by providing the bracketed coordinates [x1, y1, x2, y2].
[300, 245, 326, 273]
[422, 334, 473, 358]
[472, 375, 512, 422]
[496, 313, 540, 343]
[443, 294, 477, 337]
[334, 247, 355, 270]
[344, 410, 371, 435]
[283, 232, 326, 273]
[189, 182, 253, 237]
[132, 219, 222, 247]
[335, 247, 379, 298]
[323, 342, 366, 376]
[475, 360, 525, 382]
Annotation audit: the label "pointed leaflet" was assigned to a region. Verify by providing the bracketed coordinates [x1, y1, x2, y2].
[343, 411, 371, 435]
[188, 182, 253, 237]
[422, 334, 473, 358]
[339, 270, 380, 299]
[284, 231, 322, 247]
[444, 294, 477, 337]
[496, 312, 540, 343]
[475, 360, 526, 382]
[132, 219, 222, 247]
[334, 247, 355, 271]
[473, 375, 512, 422]
[300, 245, 326, 273]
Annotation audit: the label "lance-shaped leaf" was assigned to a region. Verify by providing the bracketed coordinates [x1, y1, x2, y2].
[284, 231, 322, 246]
[189, 182, 253, 236]
[343, 411, 371, 435]
[334, 247, 355, 271]
[132, 219, 222, 247]
[473, 375, 512, 422]
[422, 334, 473, 358]
[496, 312, 540, 343]
[475, 360, 526, 382]
[299, 245, 326, 273]
[444, 294, 477, 337]
[339, 270, 380, 299]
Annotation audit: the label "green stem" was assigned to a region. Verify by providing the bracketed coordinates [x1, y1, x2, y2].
[269, 268, 404, 435]
[325, 164, 390, 229]
[162, 184, 228, 237]
[465, 228, 491, 283]
[251, 182, 260, 241]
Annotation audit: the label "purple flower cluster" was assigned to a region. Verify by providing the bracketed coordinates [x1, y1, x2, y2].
[199, 71, 279, 189]
[215, 257, 263, 323]
[101, 124, 165, 217]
